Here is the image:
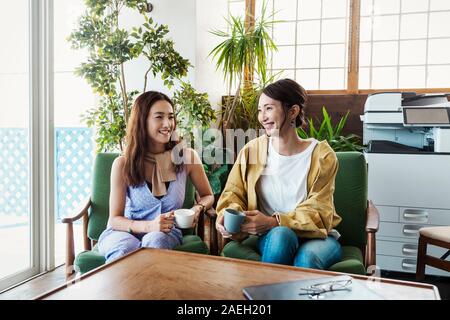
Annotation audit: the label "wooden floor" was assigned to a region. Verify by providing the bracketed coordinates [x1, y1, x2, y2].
[0, 265, 67, 300]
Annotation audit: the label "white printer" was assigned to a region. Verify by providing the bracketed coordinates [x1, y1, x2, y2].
[363, 92, 450, 153]
[362, 92, 450, 277]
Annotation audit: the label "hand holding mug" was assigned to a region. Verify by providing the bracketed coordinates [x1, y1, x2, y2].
[216, 214, 249, 241]
[241, 210, 276, 235]
[147, 211, 174, 233]
[216, 214, 232, 239]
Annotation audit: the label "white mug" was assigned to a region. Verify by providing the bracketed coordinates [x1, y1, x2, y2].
[174, 209, 195, 229]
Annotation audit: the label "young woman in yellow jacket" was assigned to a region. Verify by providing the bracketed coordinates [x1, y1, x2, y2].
[215, 78, 342, 269]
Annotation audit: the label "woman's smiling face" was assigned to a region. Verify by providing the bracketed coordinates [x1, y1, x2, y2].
[258, 93, 285, 136]
[146, 99, 175, 145]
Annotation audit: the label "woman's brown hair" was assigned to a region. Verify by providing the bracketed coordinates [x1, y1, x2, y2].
[123, 91, 182, 187]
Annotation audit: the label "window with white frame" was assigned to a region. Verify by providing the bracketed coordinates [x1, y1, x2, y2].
[228, 0, 246, 18]
[228, 0, 351, 90]
[0, 0, 33, 287]
[273, 0, 350, 90]
[360, 0, 450, 89]
[53, 0, 96, 267]
[228, 0, 450, 92]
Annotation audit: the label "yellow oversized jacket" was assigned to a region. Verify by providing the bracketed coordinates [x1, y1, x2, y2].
[216, 134, 342, 239]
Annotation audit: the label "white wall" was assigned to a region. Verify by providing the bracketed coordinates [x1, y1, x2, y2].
[195, 0, 229, 113]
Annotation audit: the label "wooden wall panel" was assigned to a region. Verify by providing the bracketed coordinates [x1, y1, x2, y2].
[305, 94, 368, 140]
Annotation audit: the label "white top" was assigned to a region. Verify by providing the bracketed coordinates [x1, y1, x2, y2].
[256, 138, 318, 215]
[256, 138, 341, 240]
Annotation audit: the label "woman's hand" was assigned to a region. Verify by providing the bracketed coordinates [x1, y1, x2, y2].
[215, 214, 248, 241]
[241, 210, 278, 235]
[215, 214, 231, 238]
[190, 204, 203, 228]
[146, 211, 175, 233]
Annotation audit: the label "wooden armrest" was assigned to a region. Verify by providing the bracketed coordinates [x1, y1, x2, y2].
[205, 207, 217, 219]
[63, 198, 92, 279]
[202, 207, 218, 256]
[61, 198, 92, 224]
[365, 200, 379, 272]
[366, 200, 379, 233]
[217, 231, 231, 254]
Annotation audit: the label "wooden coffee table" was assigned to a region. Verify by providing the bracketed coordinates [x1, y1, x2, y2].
[36, 248, 440, 300]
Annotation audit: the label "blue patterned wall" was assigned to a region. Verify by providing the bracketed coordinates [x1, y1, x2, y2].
[0, 128, 94, 224]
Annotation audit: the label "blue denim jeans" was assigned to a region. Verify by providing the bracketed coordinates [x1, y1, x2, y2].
[257, 226, 342, 269]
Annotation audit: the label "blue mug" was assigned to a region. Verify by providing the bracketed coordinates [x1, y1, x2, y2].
[224, 208, 246, 233]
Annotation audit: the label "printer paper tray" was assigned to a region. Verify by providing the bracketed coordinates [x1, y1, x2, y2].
[367, 140, 429, 153]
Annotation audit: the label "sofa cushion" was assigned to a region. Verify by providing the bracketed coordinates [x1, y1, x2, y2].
[222, 240, 366, 275]
[174, 235, 209, 254]
[74, 245, 106, 274]
[328, 245, 366, 275]
[221, 236, 261, 261]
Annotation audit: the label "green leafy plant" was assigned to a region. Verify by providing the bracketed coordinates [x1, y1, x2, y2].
[209, 1, 278, 130]
[202, 162, 229, 195]
[201, 131, 231, 195]
[297, 107, 364, 152]
[69, 0, 191, 152]
[172, 82, 217, 143]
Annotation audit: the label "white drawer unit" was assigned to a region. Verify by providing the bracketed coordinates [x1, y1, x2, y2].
[376, 221, 449, 277]
[366, 153, 450, 277]
[376, 205, 399, 222]
[399, 207, 450, 225]
[376, 255, 450, 277]
[377, 240, 449, 259]
[378, 222, 435, 239]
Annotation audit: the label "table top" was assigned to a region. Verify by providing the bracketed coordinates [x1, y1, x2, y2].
[37, 248, 440, 300]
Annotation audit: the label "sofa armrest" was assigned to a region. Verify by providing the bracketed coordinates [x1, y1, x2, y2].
[61, 198, 91, 279]
[217, 230, 231, 255]
[204, 207, 217, 219]
[365, 200, 379, 273]
[61, 198, 91, 224]
[366, 200, 379, 233]
[204, 208, 218, 255]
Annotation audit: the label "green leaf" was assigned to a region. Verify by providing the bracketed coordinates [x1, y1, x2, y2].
[298, 106, 363, 152]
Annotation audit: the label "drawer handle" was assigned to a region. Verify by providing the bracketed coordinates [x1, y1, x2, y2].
[403, 227, 420, 236]
[403, 212, 428, 219]
[402, 247, 418, 255]
[402, 261, 417, 270]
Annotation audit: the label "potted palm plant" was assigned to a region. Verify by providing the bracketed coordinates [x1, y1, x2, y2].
[209, 1, 278, 131]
